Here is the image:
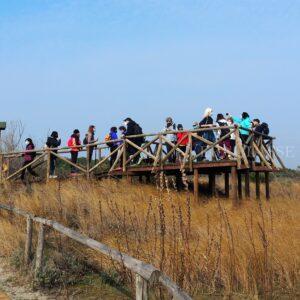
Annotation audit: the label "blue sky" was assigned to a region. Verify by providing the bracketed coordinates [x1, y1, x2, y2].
[0, 0, 299, 167]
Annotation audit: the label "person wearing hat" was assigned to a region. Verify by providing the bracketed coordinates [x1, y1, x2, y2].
[67, 129, 82, 175]
[46, 131, 61, 178]
[163, 117, 177, 163]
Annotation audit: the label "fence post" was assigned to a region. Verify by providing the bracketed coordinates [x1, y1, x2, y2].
[86, 145, 90, 179]
[135, 274, 149, 300]
[265, 171, 270, 200]
[255, 172, 261, 200]
[0, 154, 3, 183]
[231, 166, 238, 206]
[225, 172, 230, 198]
[24, 216, 33, 265]
[35, 223, 45, 278]
[46, 149, 50, 182]
[123, 141, 127, 172]
[245, 170, 250, 198]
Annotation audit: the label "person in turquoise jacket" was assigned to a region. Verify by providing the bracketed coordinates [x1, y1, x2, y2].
[232, 112, 252, 143]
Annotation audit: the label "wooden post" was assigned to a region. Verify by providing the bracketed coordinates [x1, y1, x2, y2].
[231, 166, 238, 205]
[245, 170, 250, 198]
[193, 168, 199, 203]
[238, 172, 243, 199]
[123, 142, 127, 172]
[46, 150, 51, 182]
[225, 172, 229, 198]
[86, 145, 90, 180]
[255, 172, 260, 200]
[135, 274, 149, 300]
[35, 223, 45, 277]
[24, 216, 33, 265]
[265, 171, 270, 200]
[0, 154, 3, 183]
[209, 174, 216, 197]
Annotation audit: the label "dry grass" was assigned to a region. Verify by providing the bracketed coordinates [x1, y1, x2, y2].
[0, 176, 299, 298]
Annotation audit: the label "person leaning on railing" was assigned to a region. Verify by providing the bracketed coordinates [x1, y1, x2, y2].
[216, 114, 231, 159]
[45, 131, 61, 179]
[67, 129, 82, 176]
[163, 117, 177, 163]
[194, 107, 216, 162]
[83, 125, 98, 164]
[230, 112, 252, 144]
[21, 138, 39, 182]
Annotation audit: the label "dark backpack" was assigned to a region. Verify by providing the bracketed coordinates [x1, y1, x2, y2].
[134, 123, 145, 143]
[257, 123, 269, 136]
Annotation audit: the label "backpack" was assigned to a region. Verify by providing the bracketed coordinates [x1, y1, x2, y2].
[261, 123, 269, 135]
[67, 138, 73, 147]
[134, 123, 145, 143]
[83, 137, 88, 145]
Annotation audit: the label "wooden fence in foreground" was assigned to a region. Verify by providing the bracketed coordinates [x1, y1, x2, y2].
[0, 203, 191, 300]
[0, 125, 284, 182]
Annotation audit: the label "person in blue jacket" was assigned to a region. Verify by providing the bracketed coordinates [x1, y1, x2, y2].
[232, 112, 252, 144]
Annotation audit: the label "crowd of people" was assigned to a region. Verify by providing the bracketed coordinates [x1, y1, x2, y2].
[20, 108, 270, 181]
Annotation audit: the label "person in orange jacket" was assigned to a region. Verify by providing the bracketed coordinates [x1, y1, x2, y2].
[67, 129, 82, 175]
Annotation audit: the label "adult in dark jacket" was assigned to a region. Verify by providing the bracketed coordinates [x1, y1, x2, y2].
[124, 117, 143, 164]
[46, 131, 61, 178]
[252, 119, 270, 137]
[21, 138, 39, 181]
[195, 108, 216, 161]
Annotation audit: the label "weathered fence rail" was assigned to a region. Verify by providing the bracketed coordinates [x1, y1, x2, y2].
[0, 203, 192, 300]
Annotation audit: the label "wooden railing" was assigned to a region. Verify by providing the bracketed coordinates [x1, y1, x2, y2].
[0, 126, 284, 182]
[0, 203, 192, 300]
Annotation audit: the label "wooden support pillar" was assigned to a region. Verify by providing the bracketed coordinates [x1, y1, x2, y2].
[46, 150, 51, 182]
[245, 170, 250, 198]
[0, 154, 3, 183]
[193, 169, 199, 203]
[265, 171, 270, 200]
[135, 274, 149, 300]
[209, 174, 216, 197]
[145, 174, 151, 184]
[238, 172, 243, 199]
[225, 172, 230, 198]
[24, 216, 33, 265]
[86, 146, 90, 180]
[176, 173, 183, 190]
[255, 172, 260, 200]
[35, 224, 45, 278]
[231, 167, 238, 205]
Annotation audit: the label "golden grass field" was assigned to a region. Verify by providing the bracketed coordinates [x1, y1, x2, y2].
[0, 176, 299, 298]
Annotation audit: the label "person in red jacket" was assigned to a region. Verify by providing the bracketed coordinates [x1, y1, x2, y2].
[176, 124, 189, 159]
[67, 129, 82, 175]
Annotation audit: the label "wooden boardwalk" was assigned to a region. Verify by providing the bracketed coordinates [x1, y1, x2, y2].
[0, 126, 284, 205]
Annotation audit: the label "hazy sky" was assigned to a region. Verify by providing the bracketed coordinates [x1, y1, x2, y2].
[0, 1, 299, 167]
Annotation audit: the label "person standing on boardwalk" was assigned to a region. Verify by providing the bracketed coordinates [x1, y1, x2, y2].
[68, 129, 82, 175]
[46, 131, 61, 178]
[232, 112, 252, 144]
[124, 118, 144, 164]
[105, 127, 120, 167]
[21, 138, 39, 181]
[227, 117, 236, 155]
[194, 108, 216, 161]
[176, 124, 189, 161]
[163, 117, 177, 163]
[216, 114, 231, 159]
[83, 125, 98, 163]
